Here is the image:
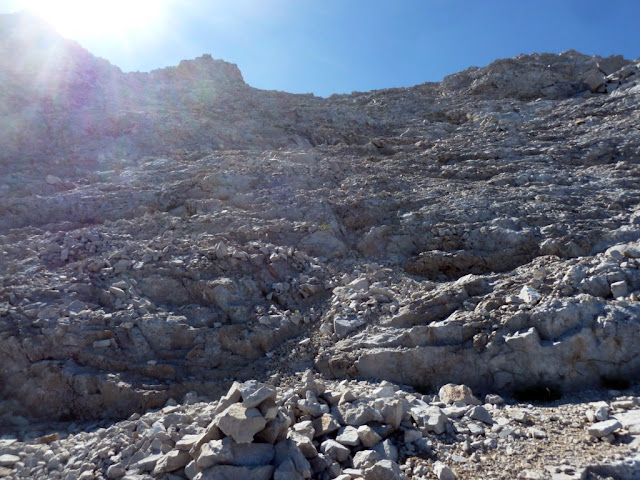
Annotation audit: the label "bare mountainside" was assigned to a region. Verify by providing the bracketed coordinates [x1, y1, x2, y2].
[2, 11, 640, 480]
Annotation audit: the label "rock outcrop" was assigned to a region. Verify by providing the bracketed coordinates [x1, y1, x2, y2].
[1, 10, 640, 480]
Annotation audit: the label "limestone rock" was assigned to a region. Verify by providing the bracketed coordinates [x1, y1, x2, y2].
[214, 404, 267, 443]
[587, 419, 622, 438]
[433, 461, 456, 480]
[438, 384, 481, 406]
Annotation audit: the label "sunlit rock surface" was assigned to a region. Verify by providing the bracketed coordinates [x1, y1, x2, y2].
[1, 7, 640, 451]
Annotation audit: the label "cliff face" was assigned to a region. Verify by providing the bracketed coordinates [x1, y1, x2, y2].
[1, 12, 640, 479]
[2, 13, 638, 166]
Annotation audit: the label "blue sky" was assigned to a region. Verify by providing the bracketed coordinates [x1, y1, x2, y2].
[3, 0, 640, 97]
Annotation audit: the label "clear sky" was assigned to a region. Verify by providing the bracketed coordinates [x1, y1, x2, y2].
[3, 0, 640, 97]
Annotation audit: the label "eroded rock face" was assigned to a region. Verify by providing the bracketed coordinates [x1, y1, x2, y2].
[1, 12, 640, 428]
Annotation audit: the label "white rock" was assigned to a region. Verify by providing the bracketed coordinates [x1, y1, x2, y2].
[214, 403, 267, 443]
[0, 454, 20, 467]
[411, 405, 449, 434]
[348, 277, 370, 292]
[468, 405, 494, 425]
[333, 316, 366, 339]
[433, 461, 456, 480]
[519, 285, 542, 304]
[610, 280, 628, 298]
[364, 459, 408, 480]
[239, 380, 277, 408]
[357, 425, 382, 448]
[336, 426, 360, 446]
[587, 419, 622, 438]
[485, 394, 504, 405]
[353, 450, 382, 470]
[153, 450, 190, 475]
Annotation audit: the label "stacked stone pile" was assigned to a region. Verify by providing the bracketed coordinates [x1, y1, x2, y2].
[2, 376, 640, 479]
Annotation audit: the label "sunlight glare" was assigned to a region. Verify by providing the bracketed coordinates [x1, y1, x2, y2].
[20, 0, 168, 38]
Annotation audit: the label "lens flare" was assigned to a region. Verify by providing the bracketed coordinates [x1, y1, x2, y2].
[18, 0, 168, 38]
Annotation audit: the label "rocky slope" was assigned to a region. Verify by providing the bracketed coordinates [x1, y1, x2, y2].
[1, 10, 640, 480]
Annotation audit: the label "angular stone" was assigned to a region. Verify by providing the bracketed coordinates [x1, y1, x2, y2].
[485, 394, 504, 405]
[519, 285, 542, 304]
[336, 425, 360, 446]
[334, 316, 366, 339]
[375, 398, 406, 430]
[214, 381, 242, 414]
[337, 401, 384, 426]
[153, 450, 190, 475]
[239, 380, 277, 408]
[0, 454, 20, 467]
[195, 465, 274, 480]
[411, 405, 449, 434]
[297, 398, 329, 417]
[274, 458, 304, 480]
[364, 459, 408, 480]
[357, 425, 382, 448]
[214, 403, 266, 443]
[353, 450, 382, 470]
[197, 437, 274, 469]
[372, 438, 398, 462]
[320, 439, 350, 463]
[106, 463, 126, 479]
[287, 430, 318, 458]
[587, 419, 622, 438]
[438, 384, 481, 405]
[610, 280, 628, 299]
[292, 420, 315, 440]
[255, 411, 290, 444]
[132, 453, 163, 472]
[189, 422, 223, 457]
[434, 461, 456, 480]
[274, 440, 312, 478]
[468, 405, 494, 425]
[312, 413, 341, 437]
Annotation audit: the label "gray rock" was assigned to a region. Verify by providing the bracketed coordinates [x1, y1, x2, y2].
[468, 405, 494, 425]
[334, 316, 367, 339]
[320, 439, 350, 463]
[372, 438, 398, 462]
[312, 414, 341, 437]
[411, 405, 449, 434]
[274, 440, 312, 479]
[337, 401, 384, 426]
[153, 450, 190, 475]
[364, 460, 408, 480]
[196, 437, 274, 469]
[214, 403, 266, 443]
[485, 394, 504, 405]
[274, 458, 304, 480]
[357, 425, 382, 447]
[0, 454, 20, 467]
[438, 384, 481, 405]
[587, 419, 622, 438]
[239, 380, 277, 408]
[195, 465, 274, 480]
[610, 280, 628, 299]
[336, 425, 360, 446]
[287, 430, 318, 458]
[106, 463, 126, 479]
[353, 450, 382, 470]
[433, 461, 456, 480]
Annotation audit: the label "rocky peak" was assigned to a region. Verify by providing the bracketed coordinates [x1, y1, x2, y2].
[147, 54, 245, 86]
[442, 49, 633, 99]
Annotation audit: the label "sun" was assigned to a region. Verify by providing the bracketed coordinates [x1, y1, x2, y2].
[18, 0, 168, 39]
